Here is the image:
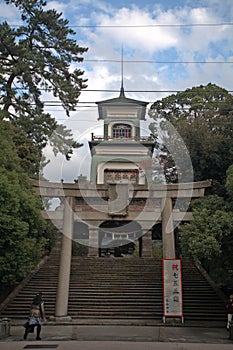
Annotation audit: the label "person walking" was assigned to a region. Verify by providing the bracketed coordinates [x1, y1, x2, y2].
[226, 294, 233, 330]
[23, 292, 46, 340]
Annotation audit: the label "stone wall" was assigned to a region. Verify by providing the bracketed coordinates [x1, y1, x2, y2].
[0, 318, 10, 339]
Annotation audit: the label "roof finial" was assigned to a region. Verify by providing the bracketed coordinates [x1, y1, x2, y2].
[119, 45, 125, 98]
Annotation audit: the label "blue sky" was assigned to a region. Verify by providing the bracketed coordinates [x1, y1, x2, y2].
[47, 0, 233, 105]
[1, 0, 233, 108]
[1, 0, 233, 181]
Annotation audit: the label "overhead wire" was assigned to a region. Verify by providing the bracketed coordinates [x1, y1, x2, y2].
[11, 88, 233, 93]
[84, 59, 233, 64]
[2, 19, 232, 65]
[4, 22, 233, 28]
[1, 18, 233, 110]
[69, 23, 233, 27]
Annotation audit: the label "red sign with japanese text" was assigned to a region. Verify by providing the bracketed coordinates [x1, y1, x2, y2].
[162, 259, 183, 317]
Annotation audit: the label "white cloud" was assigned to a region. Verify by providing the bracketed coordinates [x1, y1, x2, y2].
[0, 2, 21, 23]
[39, 2, 233, 182]
[30, 0, 233, 186]
[3, 0, 231, 181]
[46, 1, 67, 13]
[91, 7, 178, 53]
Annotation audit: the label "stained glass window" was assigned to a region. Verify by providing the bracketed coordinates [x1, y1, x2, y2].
[112, 124, 132, 138]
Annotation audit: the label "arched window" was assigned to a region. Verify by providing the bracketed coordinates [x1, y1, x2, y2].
[112, 124, 132, 138]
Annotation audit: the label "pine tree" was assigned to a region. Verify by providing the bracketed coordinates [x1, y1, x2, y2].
[0, 0, 88, 173]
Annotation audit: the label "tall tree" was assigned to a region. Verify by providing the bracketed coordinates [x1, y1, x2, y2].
[179, 187, 233, 289]
[149, 83, 233, 191]
[0, 120, 51, 286]
[179, 165, 233, 289]
[0, 0, 88, 173]
[226, 165, 233, 201]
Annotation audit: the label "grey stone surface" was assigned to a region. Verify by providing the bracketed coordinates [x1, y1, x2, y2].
[2, 324, 232, 344]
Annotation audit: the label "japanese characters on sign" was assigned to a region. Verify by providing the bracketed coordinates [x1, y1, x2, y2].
[163, 259, 183, 317]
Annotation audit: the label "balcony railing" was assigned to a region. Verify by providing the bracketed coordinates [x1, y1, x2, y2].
[91, 134, 154, 142]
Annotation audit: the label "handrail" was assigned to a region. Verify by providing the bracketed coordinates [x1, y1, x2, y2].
[91, 135, 154, 142]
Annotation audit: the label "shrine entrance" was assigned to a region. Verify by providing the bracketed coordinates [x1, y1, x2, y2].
[101, 240, 135, 257]
[33, 179, 211, 317]
[99, 220, 142, 257]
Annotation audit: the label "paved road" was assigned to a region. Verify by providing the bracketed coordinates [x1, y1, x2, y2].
[1, 324, 232, 350]
[0, 340, 233, 350]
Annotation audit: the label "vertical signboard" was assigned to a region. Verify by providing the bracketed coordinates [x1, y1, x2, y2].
[162, 259, 183, 320]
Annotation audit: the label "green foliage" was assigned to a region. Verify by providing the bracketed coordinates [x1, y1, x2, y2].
[149, 83, 233, 123]
[152, 244, 163, 258]
[0, 169, 47, 285]
[0, 0, 88, 287]
[0, 0, 87, 173]
[0, 119, 41, 176]
[0, 120, 49, 286]
[189, 195, 226, 214]
[149, 83, 233, 190]
[1, 0, 88, 117]
[132, 242, 140, 257]
[226, 165, 233, 199]
[179, 184, 233, 288]
[180, 208, 232, 260]
[72, 241, 88, 256]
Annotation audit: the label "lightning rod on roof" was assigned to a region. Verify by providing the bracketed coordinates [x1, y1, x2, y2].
[120, 45, 125, 98]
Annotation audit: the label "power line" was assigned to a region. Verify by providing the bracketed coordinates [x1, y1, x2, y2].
[42, 101, 233, 107]
[63, 23, 233, 28]
[91, 89, 233, 93]
[14, 89, 233, 93]
[84, 59, 233, 64]
[3, 21, 233, 28]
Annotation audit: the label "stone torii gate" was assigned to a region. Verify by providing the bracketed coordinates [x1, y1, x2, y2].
[32, 179, 211, 319]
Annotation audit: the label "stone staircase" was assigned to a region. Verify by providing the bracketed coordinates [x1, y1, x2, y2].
[182, 260, 226, 324]
[0, 238, 61, 320]
[0, 246, 227, 325]
[68, 257, 162, 320]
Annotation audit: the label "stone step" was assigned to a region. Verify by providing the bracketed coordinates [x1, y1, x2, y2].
[0, 238, 227, 325]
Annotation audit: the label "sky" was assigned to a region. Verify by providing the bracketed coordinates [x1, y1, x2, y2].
[1, 0, 233, 182]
